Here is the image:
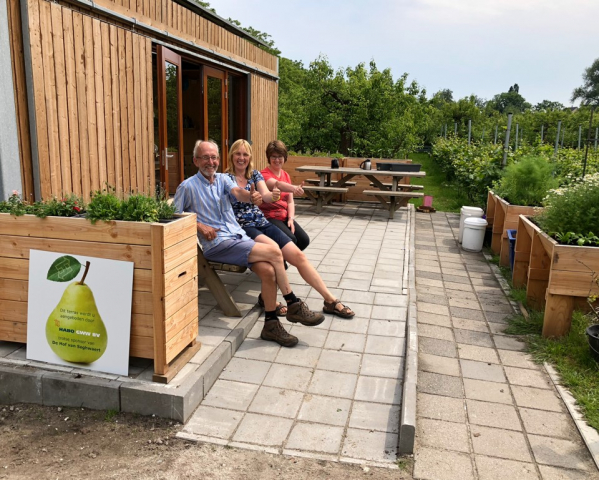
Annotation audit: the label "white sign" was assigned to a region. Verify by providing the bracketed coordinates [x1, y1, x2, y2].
[26, 250, 134, 376]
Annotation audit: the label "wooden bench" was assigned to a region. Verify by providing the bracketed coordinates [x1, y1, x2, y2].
[197, 238, 246, 317]
[362, 190, 424, 219]
[369, 182, 424, 191]
[306, 178, 357, 187]
[302, 185, 349, 213]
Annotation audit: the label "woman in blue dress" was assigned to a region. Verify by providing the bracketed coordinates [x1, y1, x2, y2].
[226, 139, 354, 318]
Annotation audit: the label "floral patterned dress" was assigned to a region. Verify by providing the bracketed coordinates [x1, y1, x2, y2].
[226, 170, 270, 228]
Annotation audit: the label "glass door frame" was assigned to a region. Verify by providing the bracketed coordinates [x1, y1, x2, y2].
[202, 66, 228, 170]
[156, 45, 184, 194]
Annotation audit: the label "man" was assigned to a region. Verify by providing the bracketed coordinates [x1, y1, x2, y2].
[174, 140, 324, 347]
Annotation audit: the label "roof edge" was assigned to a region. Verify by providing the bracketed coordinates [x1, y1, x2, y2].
[176, 0, 273, 51]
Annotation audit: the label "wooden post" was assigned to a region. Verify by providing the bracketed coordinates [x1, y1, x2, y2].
[150, 223, 168, 376]
[543, 293, 574, 338]
[512, 217, 531, 288]
[526, 232, 550, 310]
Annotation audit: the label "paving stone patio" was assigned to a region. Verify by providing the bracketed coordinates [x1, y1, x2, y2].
[413, 212, 598, 480]
[179, 203, 410, 467]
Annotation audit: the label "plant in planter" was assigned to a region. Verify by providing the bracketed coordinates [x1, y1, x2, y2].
[513, 173, 599, 337]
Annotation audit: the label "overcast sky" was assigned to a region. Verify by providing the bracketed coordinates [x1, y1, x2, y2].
[211, 0, 598, 106]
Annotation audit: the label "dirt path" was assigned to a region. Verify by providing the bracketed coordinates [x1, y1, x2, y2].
[0, 403, 412, 479]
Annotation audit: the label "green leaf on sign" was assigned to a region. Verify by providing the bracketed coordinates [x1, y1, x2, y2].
[47, 255, 82, 282]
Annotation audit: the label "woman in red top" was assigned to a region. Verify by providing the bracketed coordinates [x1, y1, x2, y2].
[260, 140, 310, 251]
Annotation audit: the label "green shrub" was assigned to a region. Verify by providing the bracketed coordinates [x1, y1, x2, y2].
[34, 194, 85, 218]
[120, 194, 158, 222]
[86, 188, 122, 223]
[0, 191, 35, 216]
[537, 172, 599, 244]
[493, 156, 558, 206]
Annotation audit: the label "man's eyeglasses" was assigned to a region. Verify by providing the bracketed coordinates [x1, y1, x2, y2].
[196, 155, 220, 161]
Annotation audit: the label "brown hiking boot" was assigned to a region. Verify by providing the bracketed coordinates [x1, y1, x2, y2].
[261, 320, 298, 347]
[286, 300, 325, 327]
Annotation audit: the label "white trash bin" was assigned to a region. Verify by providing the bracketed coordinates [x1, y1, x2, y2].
[462, 217, 488, 252]
[459, 206, 484, 243]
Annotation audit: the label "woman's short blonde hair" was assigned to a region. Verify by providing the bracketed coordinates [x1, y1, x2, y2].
[227, 139, 254, 179]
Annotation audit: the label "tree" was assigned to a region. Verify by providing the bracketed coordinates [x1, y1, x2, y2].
[571, 57, 599, 177]
[533, 100, 565, 112]
[487, 90, 531, 114]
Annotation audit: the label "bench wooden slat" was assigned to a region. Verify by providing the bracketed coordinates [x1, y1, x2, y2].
[362, 190, 424, 198]
[369, 183, 424, 190]
[306, 178, 356, 187]
[303, 185, 349, 193]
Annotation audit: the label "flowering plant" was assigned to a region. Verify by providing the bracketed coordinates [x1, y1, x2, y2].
[537, 173, 599, 246]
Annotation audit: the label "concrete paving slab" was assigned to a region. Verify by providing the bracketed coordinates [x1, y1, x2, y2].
[417, 392, 466, 423]
[419, 336, 457, 358]
[202, 379, 258, 411]
[364, 335, 406, 356]
[520, 407, 579, 439]
[470, 424, 532, 462]
[505, 366, 553, 389]
[511, 385, 565, 412]
[497, 349, 539, 369]
[537, 465, 596, 479]
[452, 317, 490, 333]
[528, 434, 595, 471]
[463, 378, 513, 404]
[368, 319, 406, 337]
[297, 394, 351, 427]
[262, 363, 313, 391]
[341, 428, 398, 463]
[457, 344, 500, 364]
[349, 401, 400, 433]
[355, 376, 402, 404]
[466, 399, 522, 431]
[308, 370, 358, 399]
[232, 413, 294, 446]
[475, 456, 539, 480]
[419, 323, 454, 341]
[460, 359, 507, 383]
[413, 446, 475, 480]
[418, 371, 464, 398]
[454, 329, 494, 347]
[419, 352, 461, 377]
[417, 417, 470, 453]
[248, 386, 304, 418]
[286, 422, 344, 454]
[220, 357, 271, 384]
[361, 354, 404, 379]
[418, 311, 452, 327]
[324, 331, 366, 353]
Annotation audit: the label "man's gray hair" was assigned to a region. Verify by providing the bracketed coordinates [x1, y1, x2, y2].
[193, 140, 220, 158]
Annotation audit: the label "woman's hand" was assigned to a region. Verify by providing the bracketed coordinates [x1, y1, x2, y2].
[287, 217, 295, 234]
[292, 181, 304, 196]
[272, 187, 281, 202]
[250, 183, 263, 206]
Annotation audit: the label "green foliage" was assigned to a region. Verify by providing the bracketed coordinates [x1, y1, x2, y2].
[156, 198, 176, 220]
[34, 194, 85, 218]
[493, 156, 558, 206]
[571, 57, 599, 106]
[537, 173, 599, 241]
[120, 194, 159, 223]
[86, 188, 122, 224]
[0, 191, 35, 216]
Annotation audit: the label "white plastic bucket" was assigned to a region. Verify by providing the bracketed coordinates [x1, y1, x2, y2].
[462, 217, 488, 252]
[459, 206, 484, 243]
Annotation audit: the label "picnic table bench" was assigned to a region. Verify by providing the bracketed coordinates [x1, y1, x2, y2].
[296, 166, 426, 218]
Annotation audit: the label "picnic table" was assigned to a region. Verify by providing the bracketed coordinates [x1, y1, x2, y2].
[295, 165, 426, 219]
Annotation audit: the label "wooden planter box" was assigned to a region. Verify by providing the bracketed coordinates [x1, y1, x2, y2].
[486, 191, 537, 267]
[0, 213, 200, 382]
[513, 215, 599, 337]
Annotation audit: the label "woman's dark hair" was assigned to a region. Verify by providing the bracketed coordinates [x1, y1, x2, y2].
[265, 140, 288, 164]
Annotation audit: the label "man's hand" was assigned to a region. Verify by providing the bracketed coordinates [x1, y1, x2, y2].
[292, 181, 304, 196]
[272, 186, 281, 202]
[198, 223, 220, 241]
[250, 183, 263, 206]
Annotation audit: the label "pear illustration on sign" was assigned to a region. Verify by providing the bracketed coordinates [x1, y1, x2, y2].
[45, 256, 108, 363]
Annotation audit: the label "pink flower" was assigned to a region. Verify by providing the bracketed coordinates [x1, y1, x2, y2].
[12, 190, 19, 196]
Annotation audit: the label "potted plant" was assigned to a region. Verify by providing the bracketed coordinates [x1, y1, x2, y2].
[487, 156, 558, 267]
[513, 173, 599, 337]
[0, 190, 199, 382]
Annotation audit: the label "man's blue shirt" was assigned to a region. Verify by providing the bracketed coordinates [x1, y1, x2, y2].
[174, 172, 250, 252]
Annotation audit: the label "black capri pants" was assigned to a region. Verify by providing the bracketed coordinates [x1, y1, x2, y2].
[267, 218, 310, 251]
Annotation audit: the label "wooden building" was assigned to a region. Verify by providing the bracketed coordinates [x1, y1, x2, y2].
[2, 0, 279, 201]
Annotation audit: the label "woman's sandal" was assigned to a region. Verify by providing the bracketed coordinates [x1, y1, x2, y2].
[323, 299, 355, 318]
[257, 293, 288, 316]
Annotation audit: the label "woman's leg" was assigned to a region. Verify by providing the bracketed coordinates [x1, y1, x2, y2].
[292, 220, 310, 251]
[268, 218, 297, 245]
[281, 242, 354, 316]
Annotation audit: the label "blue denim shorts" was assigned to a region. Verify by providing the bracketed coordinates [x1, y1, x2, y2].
[243, 222, 293, 249]
[204, 238, 255, 267]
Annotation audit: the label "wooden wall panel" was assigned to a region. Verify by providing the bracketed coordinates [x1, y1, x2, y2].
[250, 74, 278, 171]
[27, 0, 154, 200]
[6, 0, 34, 202]
[91, 0, 277, 73]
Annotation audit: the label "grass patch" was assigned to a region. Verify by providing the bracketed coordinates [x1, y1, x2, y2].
[506, 310, 599, 431]
[408, 153, 471, 213]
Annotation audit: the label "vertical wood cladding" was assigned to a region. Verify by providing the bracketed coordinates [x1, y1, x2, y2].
[251, 73, 279, 171]
[27, 0, 154, 199]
